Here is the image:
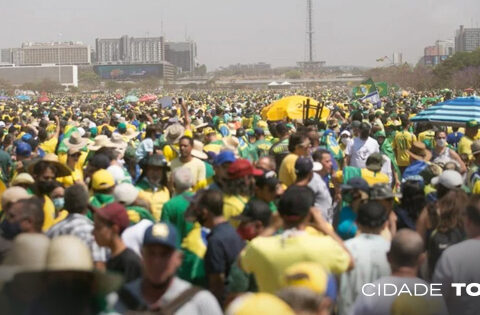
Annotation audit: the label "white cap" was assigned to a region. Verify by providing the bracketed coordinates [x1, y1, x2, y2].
[313, 162, 323, 172]
[340, 130, 351, 137]
[113, 183, 139, 206]
[431, 170, 463, 189]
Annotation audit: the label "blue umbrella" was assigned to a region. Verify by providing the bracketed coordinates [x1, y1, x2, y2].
[411, 96, 480, 126]
[16, 95, 31, 101]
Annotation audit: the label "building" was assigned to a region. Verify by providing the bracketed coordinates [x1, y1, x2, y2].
[455, 25, 480, 52]
[392, 52, 403, 65]
[93, 61, 175, 81]
[0, 65, 78, 87]
[1, 48, 24, 65]
[165, 41, 196, 73]
[424, 40, 454, 66]
[95, 35, 165, 64]
[14, 42, 90, 66]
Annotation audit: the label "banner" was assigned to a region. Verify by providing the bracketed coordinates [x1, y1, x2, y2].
[361, 91, 381, 107]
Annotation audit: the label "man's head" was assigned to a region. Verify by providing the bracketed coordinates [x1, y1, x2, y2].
[341, 177, 370, 210]
[179, 136, 193, 159]
[254, 170, 279, 203]
[295, 157, 314, 182]
[278, 186, 314, 228]
[235, 199, 272, 241]
[173, 167, 193, 194]
[359, 122, 371, 139]
[356, 201, 388, 234]
[256, 156, 276, 172]
[471, 140, 480, 163]
[188, 189, 224, 229]
[387, 229, 425, 272]
[91, 169, 115, 194]
[366, 153, 384, 173]
[312, 149, 332, 176]
[288, 133, 310, 157]
[1, 197, 44, 239]
[431, 170, 463, 199]
[64, 184, 89, 214]
[464, 195, 480, 238]
[370, 183, 399, 212]
[142, 223, 181, 287]
[144, 154, 169, 187]
[465, 119, 479, 138]
[93, 202, 130, 247]
[213, 150, 236, 183]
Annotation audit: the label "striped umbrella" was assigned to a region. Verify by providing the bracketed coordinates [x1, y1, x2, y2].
[411, 96, 480, 126]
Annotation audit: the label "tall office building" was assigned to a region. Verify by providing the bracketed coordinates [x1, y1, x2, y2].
[17, 42, 91, 65]
[455, 25, 480, 52]
[424, 39, 454, 66]
[95, 35, 164, 64]
[165, 41, 196, 73]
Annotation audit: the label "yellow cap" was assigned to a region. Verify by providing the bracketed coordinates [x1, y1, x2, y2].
[91, 169, 115, 191]
[283, 262, 328, 294]
[226, 293, 295, 315]
[257, 120, 268, 129]
[203, 127, 215, 136]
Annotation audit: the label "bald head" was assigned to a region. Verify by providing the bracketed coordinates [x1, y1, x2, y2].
[388, 230, 424, 268]
[256, 156, 276, 172]
[173, 167, 193, 193]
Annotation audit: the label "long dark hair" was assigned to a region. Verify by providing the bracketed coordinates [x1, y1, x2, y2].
[400, 180, 426, 222]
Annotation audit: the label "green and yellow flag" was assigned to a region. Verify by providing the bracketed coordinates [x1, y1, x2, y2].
[352, 78, 377, 99]
[375, 82, 389, 97]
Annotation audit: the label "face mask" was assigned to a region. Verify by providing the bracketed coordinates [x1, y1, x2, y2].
[53, 197, 64, 211]
[341, 138, 350, 146]
[0, 220, 22, 240]
[237, 224, 257, 241]
[436, 139, 446, 147]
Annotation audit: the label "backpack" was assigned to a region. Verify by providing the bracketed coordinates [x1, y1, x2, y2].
[427, 227, 465, 279]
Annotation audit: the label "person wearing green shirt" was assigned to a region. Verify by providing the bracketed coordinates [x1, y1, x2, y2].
[161, 167, 195, 242]
[88, 169, 116, 219]
[253, 128, 272, 158]
[252, 169, 279, 213]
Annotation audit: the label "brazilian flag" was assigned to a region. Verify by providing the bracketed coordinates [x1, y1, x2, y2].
[375, 82, 389, 97]
[352, 78, 377, 99]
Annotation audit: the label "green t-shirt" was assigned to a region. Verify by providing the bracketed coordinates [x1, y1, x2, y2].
[161, 191, 194, 242]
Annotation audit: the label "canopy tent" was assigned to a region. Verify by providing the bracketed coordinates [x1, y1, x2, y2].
[261, 95, 330, 121]
[267, 81, 279, 86]
[411, 96, 480, 126]
[139, 94, 157, 103]
[281, 81, 291, 86]
[124, 95, 139, 103]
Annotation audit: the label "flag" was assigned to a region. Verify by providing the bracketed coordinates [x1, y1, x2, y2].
[361, 91, 381, 107]
[375, 82, 389, 97]
[352, 78, 377, 99]
[376, 56, 388, 62]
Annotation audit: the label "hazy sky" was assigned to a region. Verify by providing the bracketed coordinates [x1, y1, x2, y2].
[1, 0, 479, 70]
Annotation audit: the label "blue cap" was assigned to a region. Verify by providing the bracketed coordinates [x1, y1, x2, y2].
[254, 127, 265, 136]
[341, 177, 369, 193]
[21, 133, 33, 142]
[16, 141, 32, 157]
[143, 223, 178, 249]
[214, 150, 236, 165]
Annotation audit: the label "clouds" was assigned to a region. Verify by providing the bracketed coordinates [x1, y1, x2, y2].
[0, 0, 479, 70]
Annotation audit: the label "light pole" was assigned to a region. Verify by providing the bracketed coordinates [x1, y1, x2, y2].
[58, 33, 62, 88]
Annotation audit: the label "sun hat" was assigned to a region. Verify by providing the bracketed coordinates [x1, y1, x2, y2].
[1, 186, 31, 209]
[407, 141, 432, 161]
[165, 124, 185, 144]
[431, 170, 463, 189]
[124, 128, 140, 141]
[64, 132, 89, 152]
[87, 135, 115, 151]
[222, 136, 240, 155]
[110, 133, 128, 153]
[27, 153, 72, 177]
[10, 172, 35, 187]
[190, 140, 208, 160]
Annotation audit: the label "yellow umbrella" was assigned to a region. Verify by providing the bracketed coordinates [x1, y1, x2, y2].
[263, 96, 330, 121]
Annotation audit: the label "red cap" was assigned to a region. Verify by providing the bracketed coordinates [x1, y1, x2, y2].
[227, 159, 263, 179]
[96, 202, 130, 232]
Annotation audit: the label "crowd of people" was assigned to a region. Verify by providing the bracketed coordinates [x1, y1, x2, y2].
[0, 87, 479, 314]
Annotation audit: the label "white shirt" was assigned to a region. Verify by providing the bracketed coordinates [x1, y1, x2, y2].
[380, 155, 394, 185]
[308, 173, 333, 223]
[121, 219, 153, 257]
[346, 137, 380, 169]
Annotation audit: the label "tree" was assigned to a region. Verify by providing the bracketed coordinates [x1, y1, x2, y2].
[285, 70, 302, 79]
[195, 64, 207, 76]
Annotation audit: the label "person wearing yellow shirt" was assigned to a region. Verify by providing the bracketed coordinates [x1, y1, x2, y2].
[392, 118, 416, 173]
[335, 153, 390, 186]
[170, 137, 207, 191]
[57, 132, 89, 187]
[278, 133, 311, 187]
[136, 154, 171, 221]
[163, 124, 194, 162]
[222, 159, 263, 226]
[239, 185, 353, 294]
[458, 119, 479, 162]
[27, 153, 73, 231]
[38, 115, 60, 154]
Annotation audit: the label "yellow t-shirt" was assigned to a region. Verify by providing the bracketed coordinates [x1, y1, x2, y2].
[39, 137, 59, 154]
[163, 129, 194, 162]
[223, 194, 249, 227]
[418, 130, 435, 145]
[458, 136, 474, 160]
[240, 232, 350, 293]
[278, 153, 298, 187]
[137, 187, 170, 222]
[42, 196, 56, 232]
[392, 131, 417, 167]
[335, 169, 389, 186]
[170, 157, 206, 191]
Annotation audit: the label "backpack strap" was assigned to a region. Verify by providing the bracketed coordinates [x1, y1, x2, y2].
[118, 287, 148, 312]
[158, 286, 202, 315]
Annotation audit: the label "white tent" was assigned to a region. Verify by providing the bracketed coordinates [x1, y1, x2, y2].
[268, 81, 279, 86]
[281, 81, 292, 86]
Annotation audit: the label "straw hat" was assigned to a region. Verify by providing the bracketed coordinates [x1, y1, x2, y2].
[110, 133, 128, 152]
[87, 135, 115, 151]
[14, 235, 123, 295]
[124, 128, 140, 141]
[1, 186, 31, 209]
[64, 132, 89, 152]
[10, 172, 35, 187]
[222, 136, 240, 156]
[27, 153, 72, 177]
[0, 234, 50, 287]
[191, 140, 208, 160]
[165, 124, 185, 144]
[407, 141, 432, 161]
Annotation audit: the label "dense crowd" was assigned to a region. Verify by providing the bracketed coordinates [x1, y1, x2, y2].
[0, 88, 479, 315]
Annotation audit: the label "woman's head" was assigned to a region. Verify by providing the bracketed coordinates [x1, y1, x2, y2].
[437, 189, 468, 231]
